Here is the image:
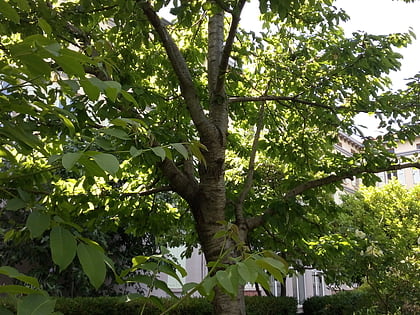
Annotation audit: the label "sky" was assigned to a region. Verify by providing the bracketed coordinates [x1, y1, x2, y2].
[240, 0, 420, 136]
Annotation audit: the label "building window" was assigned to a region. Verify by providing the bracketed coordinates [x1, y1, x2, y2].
[292, 274, 306, 305]
[387, 148, 395, 153]
[387, 171, 397, 181]
[414, 169, 420, 185]
[416, 143, 420, 150]
[397, 169, 406, 185]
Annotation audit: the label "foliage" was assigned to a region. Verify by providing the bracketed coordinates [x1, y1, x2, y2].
[0, 206, 157, 296]
[306, 181, 420, 313]
[1, 0, 420, 313]
[246, 296, 297, 315]
[302, 290, 372, 315]
[0, 295, 297, 315]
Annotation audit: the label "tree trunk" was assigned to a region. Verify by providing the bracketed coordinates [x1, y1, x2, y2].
[214, 287, 246, 315]
[190, 172, 247, 314]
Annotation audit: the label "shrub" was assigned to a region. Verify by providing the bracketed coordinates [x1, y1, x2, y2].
[303, 290, 372, 315]
[0, 295, 297, 314]
[246, 296, 297, 315]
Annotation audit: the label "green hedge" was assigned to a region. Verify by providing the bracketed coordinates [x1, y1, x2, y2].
[246, 296, 297, 315]
[303, 290, 372, 315]
[0, 295, 297, 314]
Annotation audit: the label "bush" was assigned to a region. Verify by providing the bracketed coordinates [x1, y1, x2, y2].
[0, 295, 297, 314]
[246, 296, 297, 315]
[303, 290, 372, 315]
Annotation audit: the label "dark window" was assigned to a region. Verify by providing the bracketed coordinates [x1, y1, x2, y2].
[387, 171, 397, 180]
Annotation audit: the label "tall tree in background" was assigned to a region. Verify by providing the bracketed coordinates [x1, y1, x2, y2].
[307, 181, 419, 313]
[1, 0, 420, 314]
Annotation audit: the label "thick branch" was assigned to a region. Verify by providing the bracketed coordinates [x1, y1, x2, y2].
[208, 9, 224, 95]
[141, 2, 214, 140]
[229, 95, 420, 114]
[285, 162, 420, 199]
[214, 0, 246, 95]
[159, 158, 199, 203]
[246, 162, 420, 230]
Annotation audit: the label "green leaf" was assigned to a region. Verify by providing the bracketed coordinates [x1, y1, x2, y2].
[0, 146, 16, 162]
[77, 243, 106, 289]
[237, 262, 252, 283]
[0, 306, 14, 315]
[61, 79, 80, 93]
[0, 285, 39, 295]
[50, 226, 77, 271]
[95, 138, 115, 151]
[129, 146, 143, 158]
[153, 278, 177, 298]
[55, 55, 85, 77]
[0, 266, 39, 288]
[255, 257, 287, 282]
[92, 153, 119, 175]
[159, 264, 183, 285]
[198, 276, 216, 296]
[62, 152, 82, 170]
[103, 81, 121, 102]
[56, 113, 75, 137]
[38, 18, 52, 36]
[6, 198, 26, 210]
[101, 128, 130, 140]
[215, 269, 236, 296]
[189, 141, 207, 167]
[160, 257, 187, 278]
[121, 90, 138, 106]
[104, 255, 123, 284]
[87, 77, 106, 91]
[15, 0, 31, 12]
[80, 79, 101, 101]
[0, 0, 20, 23]
[255, 271, 271, 291]
[78, 157, 107, 177]
[242, 260, 259, 284]
[17, 294, 56, 315]
[151, 147, 166, 161]
[182, 282, 198, 294]
[171, 143, 189, 159]
[20, 55, 51, 77]
[26, 210, 50, 238]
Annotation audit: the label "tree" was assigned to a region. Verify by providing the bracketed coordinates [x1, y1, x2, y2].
[1, 0, 420, 314]
[307, 181, 419, 313]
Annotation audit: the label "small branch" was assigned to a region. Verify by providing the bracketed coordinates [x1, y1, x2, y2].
[235, 103, 265, 227]
[228, 95, 337, 111]
[82, 5, 118, 13]
[120, 186, 172, 197]
[0, 166, 60, 181]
